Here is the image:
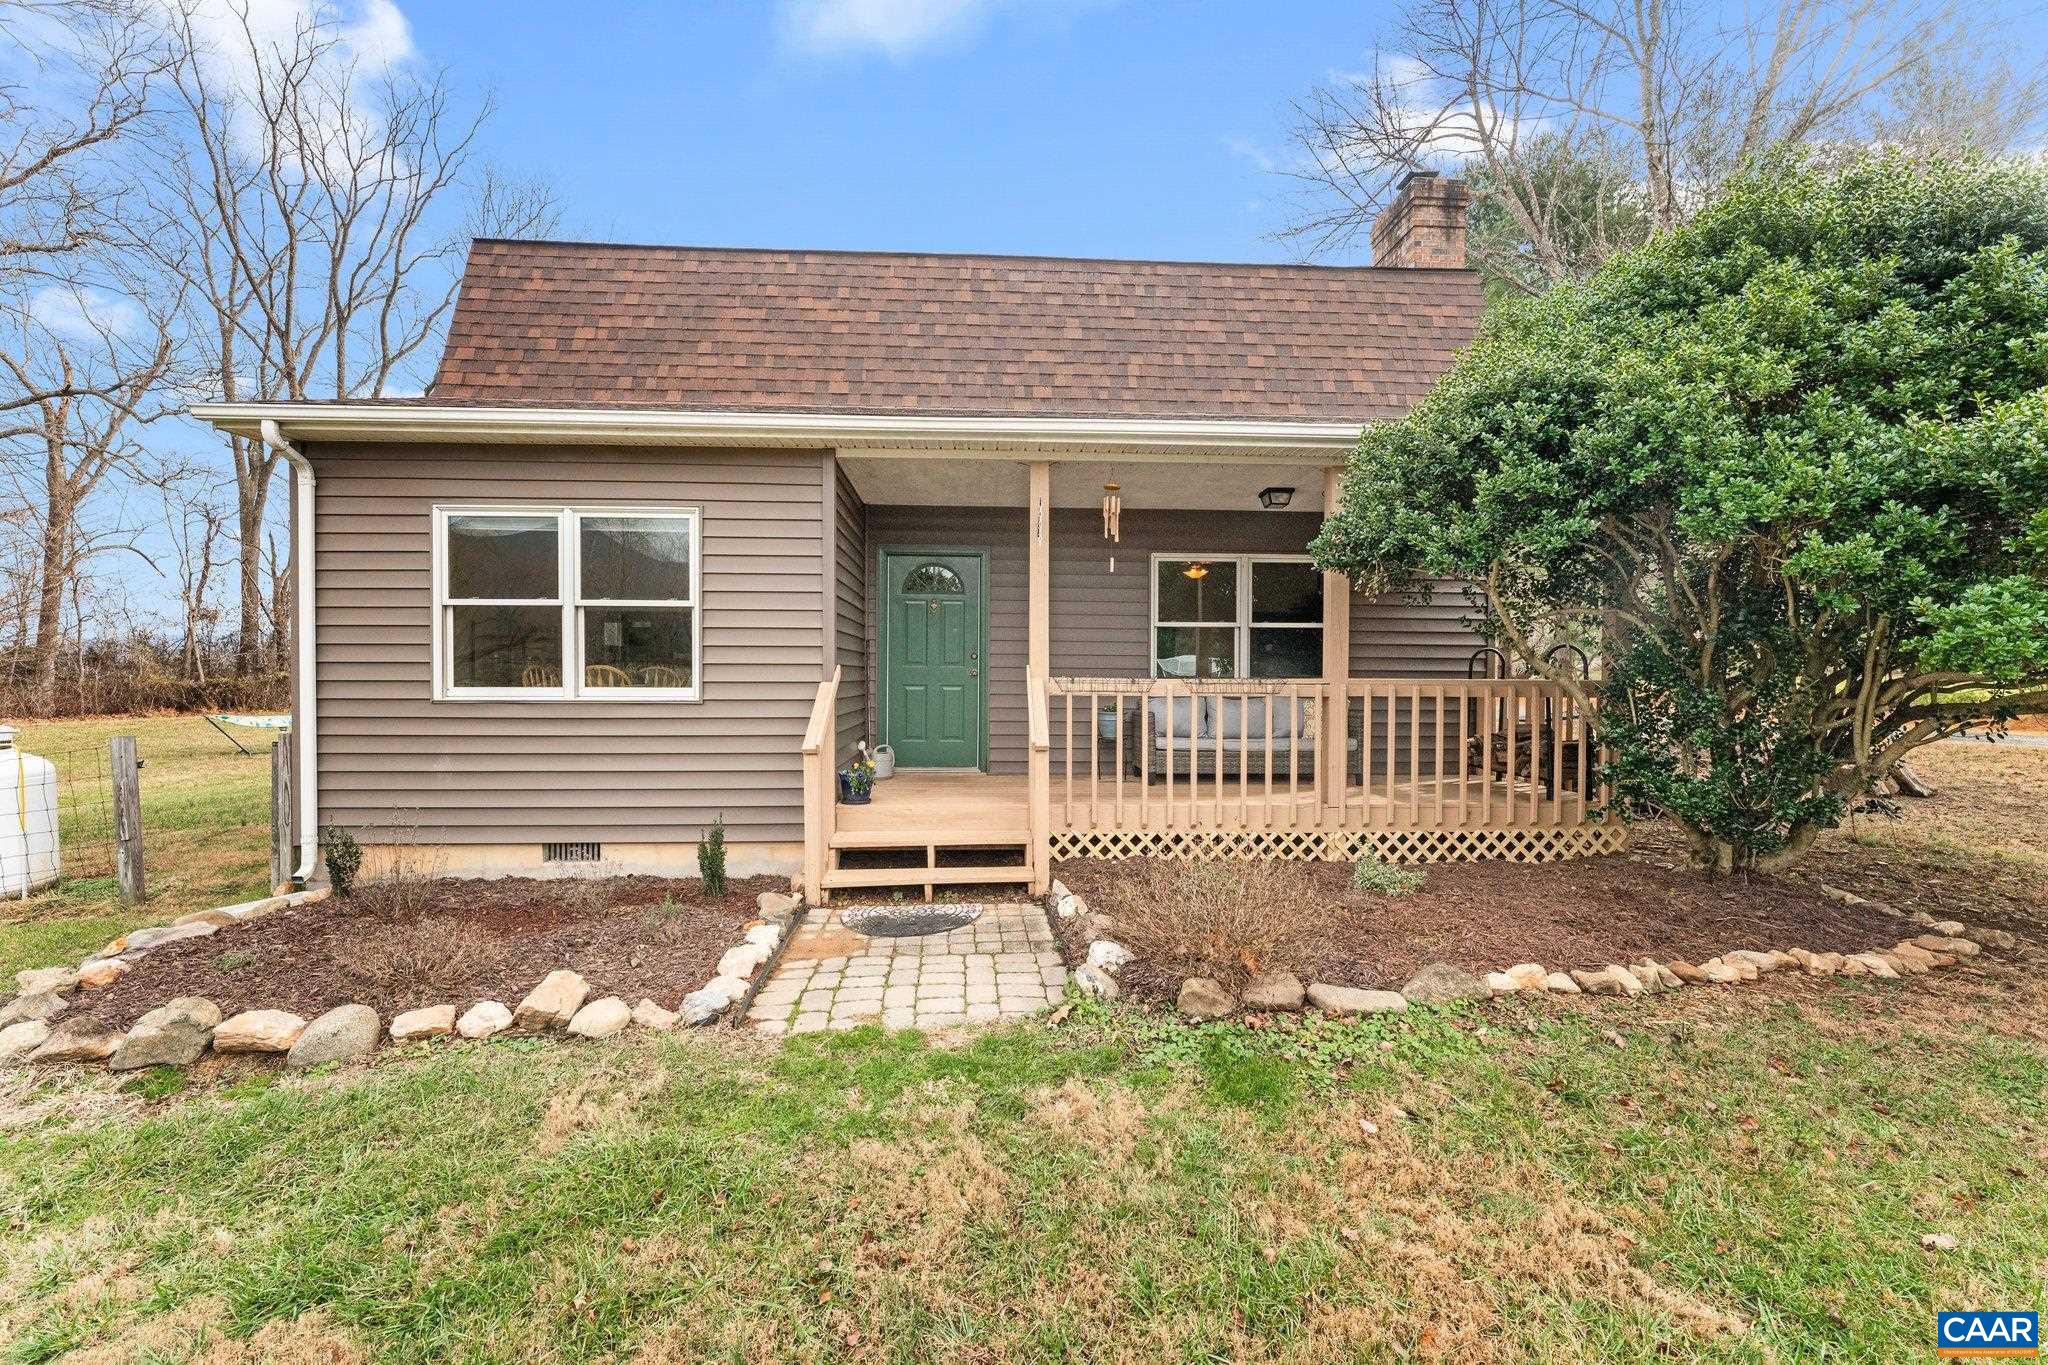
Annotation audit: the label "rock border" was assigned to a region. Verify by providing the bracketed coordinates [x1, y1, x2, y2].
[1046, 879, 2022, 1022]
[1, 882, 814, 1074]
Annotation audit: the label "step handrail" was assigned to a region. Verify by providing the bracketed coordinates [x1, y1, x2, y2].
[1027, 670, 1051, 895]
[801, 667, 843, 903]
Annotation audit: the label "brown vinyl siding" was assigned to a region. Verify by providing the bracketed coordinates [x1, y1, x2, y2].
[832, 463, 869, 764]
[864, 505, 1481, 774]
[309, 442, 828, 846]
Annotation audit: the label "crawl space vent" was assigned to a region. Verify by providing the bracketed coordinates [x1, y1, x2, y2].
[543, 841, 602, 863]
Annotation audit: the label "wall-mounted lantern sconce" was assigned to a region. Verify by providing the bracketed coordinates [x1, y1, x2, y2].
[1258, 486, 1295, 509]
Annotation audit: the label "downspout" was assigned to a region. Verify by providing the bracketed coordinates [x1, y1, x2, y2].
[259, 418, 320, 889]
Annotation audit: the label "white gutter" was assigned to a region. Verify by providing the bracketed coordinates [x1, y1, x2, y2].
[258, 418, 320, 890]
[191, 402, 1361, 459]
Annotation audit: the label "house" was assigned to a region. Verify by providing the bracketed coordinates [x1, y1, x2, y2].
[194, 171, 1621, 902]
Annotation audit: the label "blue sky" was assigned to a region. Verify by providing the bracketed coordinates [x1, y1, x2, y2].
[407, 0, 1361, 263]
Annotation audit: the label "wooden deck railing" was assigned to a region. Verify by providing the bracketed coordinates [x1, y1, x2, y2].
[1039, 676, 1607, 837]
[800, 666, 842, 901]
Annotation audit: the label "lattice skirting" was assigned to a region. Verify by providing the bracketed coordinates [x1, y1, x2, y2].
[1048, 822, 1628, 865]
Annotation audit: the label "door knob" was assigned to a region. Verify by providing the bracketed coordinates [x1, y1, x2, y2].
[969, 668, 979, 677]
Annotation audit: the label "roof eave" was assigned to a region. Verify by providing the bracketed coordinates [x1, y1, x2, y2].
[189, 402, 1365, 461]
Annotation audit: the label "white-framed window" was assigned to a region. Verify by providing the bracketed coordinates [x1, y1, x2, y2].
[432, 505, 702, 702]
[1150, 554, 1324, 679]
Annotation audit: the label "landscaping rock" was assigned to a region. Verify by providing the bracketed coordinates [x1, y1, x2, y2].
[1820, 884, 1868, 906]
[287, 1005, 380, 1068]
[1837, 955, 1869, 978]
[1717, 955, 1759, 982]
[1542, 972, 1581, 993]
[1667, 960, 1708, 985]
[29, 1017, 121, 1063]
[1505, 963, 1549, 991]
[171, 909, 238, 929]
[1483, 972, 1520, 995]
[515, 970, 590, 1030]
[1084, 939, 1132, 974]
[715, 943, 769, 981]
[15, 965, 78, 995]
[1573, 966, 1642, 998]
[0, 1019, 50, 1059]
[1647, 962, 1683, 989]
[123, 922, 218, 954]
[632, 999, 680, 1031]
[109, 998, 220, 1070]
[212, 1010, 306, 1054]
[678, 990, 730, 1026]
[0, 991, 66, 1027]
[1698, 960, 1742, 985]
[456, 1001, 514, 1040]
[1054, 893, 1081, 919]
[1975, 928, 2020, 951]
[1306, 983, 1407, 1016]
[1890, 942, 1939, 972]
[567, 997, 631, 1039]
[743, 923, 783, 949]
[1769, 950, 1802, 970]
[1401, 962, 1489, 1005]
[1846, 952, 1898, 979]
[390, 1005, 456, 1041]
[1806, 952, 1845, 976]
[1048, 878, 1072, 903]
[1726, 950, 1778, 974]
[216, 895, 289, 922]
[1928, 919, 1966, 937]
[755, 890, 804, 920]
[1241, 971, 1305, 1011]
[138, 997, 222, 1032]
[77, 957, 130, 988]
[1176, 977, 1236, 1020]
[1071, 964, 1120, 1000]
[1913, 935, 1979, 957]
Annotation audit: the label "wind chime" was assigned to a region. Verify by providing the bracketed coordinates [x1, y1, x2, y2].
[1101, 481, 1121, 572]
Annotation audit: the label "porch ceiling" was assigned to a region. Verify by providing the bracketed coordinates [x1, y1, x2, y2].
[837, 456, 1335, 511]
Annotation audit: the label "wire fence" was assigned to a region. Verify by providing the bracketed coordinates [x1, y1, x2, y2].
[4, 735, 119, 901]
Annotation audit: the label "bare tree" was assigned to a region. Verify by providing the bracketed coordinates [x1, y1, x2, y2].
[0, 266, 180, 711]
[1281, 0, 2047, 291]
[159, 466, 230, 682]
[146, 1, 557, 674]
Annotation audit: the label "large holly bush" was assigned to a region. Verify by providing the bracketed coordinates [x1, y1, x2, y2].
[1314, 152, 2048, 874]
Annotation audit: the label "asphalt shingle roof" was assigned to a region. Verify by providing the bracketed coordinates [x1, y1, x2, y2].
[427, 239, 1484, 422]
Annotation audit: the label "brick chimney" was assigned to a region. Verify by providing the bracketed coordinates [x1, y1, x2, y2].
[1370, 170, 1470, 268]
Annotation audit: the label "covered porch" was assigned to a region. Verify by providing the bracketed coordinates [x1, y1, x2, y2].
[801, 453, 1621, 900]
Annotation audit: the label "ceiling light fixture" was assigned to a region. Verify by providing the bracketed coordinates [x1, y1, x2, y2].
[1259, 486, 1295, 509]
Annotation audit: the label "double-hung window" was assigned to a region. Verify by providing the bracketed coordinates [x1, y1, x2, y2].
[434, 505, 701, 701]
[1151, 555, 1323, 679]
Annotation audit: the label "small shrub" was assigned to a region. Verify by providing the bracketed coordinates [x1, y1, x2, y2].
[1105, 859, 1330, 985]
[217, 949, 260, 972]
[319, 826, 363, 898]
[1351, 856, 1426, 896]
[698, 816, 728, 897]
[351, 918, 498, 993]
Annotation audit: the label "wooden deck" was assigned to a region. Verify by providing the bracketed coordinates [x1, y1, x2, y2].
[822, 770, 1034, 896]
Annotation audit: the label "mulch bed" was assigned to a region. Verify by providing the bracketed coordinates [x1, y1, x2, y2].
[69, 875, 778, 1031]
[1053, 820, 2031, 1002]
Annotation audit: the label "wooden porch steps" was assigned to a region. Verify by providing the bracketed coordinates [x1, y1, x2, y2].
[829, 826, 1032, 850]
[820, 864, 1034, 890]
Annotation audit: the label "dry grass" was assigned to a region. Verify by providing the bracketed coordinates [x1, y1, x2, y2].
[348, 918, 499, 994]
[1105, 859, 1335, 985]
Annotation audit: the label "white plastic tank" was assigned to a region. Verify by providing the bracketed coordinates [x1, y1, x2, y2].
[0, 725, 60, 896]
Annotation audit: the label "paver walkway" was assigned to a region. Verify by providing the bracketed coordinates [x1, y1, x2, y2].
[746, 902, 1066, 1035]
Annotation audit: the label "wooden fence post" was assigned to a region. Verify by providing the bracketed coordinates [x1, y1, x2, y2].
[110, 735, 145, 903]
[270, 738, 293, 891]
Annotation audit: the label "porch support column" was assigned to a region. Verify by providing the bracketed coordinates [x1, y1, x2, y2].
[1027, 461, 1052, 892]
[1321, 466, 1352, 834]
[1028, 461, 1050, 679]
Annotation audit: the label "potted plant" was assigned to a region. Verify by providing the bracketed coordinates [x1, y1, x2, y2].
[838, 745, 876, 805]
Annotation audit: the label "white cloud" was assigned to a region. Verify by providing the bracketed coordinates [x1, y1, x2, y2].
[28, 285, 144, 341]
[780, 0, 1108, 59]
[162, 0, 418, 75]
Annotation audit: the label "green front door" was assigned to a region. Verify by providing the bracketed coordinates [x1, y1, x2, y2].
[882, 551, 985, 769]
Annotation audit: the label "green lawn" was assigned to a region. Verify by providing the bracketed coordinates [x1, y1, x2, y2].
[2, 978, 2044, 1362]
[0, 716, 274, 981]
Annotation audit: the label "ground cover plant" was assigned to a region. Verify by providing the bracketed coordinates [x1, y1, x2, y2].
[1315, 152, 2048, 874]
